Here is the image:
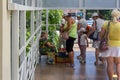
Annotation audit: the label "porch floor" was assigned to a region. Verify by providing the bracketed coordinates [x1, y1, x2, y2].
[35, 44, 109, 80]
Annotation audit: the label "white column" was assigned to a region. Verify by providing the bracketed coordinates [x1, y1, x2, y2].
[0, 0, 11, 80]
[11, 11, 19, 80]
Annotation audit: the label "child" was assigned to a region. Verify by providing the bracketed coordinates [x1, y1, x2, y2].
[79, 28, 89, 64]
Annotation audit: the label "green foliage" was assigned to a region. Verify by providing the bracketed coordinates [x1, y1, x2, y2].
[48, 10, 63, 24]
[48, 30, 59, 53]
[26, 11, 31, 54]
[86, 10, 112, 20]
[86, 10, 97, 20]
[41, 10, 63, 52]
[42, 10, 46, 24]
[98, 10, 112, 20]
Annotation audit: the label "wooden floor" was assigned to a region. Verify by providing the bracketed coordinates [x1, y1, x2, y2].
[35, 46, 108, 80]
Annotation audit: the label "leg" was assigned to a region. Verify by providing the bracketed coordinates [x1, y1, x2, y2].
[114, 57, 120, 80]
[66, 37, 75, 67]
[94, 48, 99, 65]
[78, 34, 82, 57]
[92, 41, 100, 65]
[106, 57, 114, 80]
[77, 44, 83, 60]
[83, 45, 87, 62]
[68, 51, 74, 65]
[80, 45, 86, 64]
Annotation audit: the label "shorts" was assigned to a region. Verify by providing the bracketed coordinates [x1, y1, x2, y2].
[66, 37, 76, 53]
[92, 41, 100, 48]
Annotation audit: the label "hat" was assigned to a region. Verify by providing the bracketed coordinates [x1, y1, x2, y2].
[92, 13, 98, 17]
[77, 14, 82, 17]
[63, 13, 68, 17]
[80, 28, 85, 32]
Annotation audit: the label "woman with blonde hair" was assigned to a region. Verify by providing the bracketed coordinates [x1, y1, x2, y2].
[100, 9, 120, 80]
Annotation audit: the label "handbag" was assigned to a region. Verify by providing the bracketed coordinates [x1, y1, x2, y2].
[99, 21, 110, 52]
[88, 21, 99, 41]
[89, 30, 99, 41]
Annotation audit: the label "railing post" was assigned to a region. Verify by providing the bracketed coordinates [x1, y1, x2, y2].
[31, 11, 34, 45]
[19, 11, 26, 80]
[11, 10, 19, 80]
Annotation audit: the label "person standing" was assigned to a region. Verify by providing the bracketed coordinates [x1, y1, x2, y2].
[77, 15, 88, 60]
[62, 13, 77, 68]
[87, 12, 104, 65]
[100, 9, 120, 80]
[79, 28, 89, 64]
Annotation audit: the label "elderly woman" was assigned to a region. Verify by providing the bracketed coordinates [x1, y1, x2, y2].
[100, 9, 120, 80]
[61, 13, 77, 68]
[88, 12, 105, 65]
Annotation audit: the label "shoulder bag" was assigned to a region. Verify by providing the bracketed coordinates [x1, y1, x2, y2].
[99, 21, 110, 52]
[88, 21, 99, 41]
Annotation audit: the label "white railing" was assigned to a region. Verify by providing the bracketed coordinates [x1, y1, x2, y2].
[8, 0, 42, 80]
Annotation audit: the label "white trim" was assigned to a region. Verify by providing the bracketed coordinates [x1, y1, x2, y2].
[41, 7, 116, 10]
[8, 3, 43, 10]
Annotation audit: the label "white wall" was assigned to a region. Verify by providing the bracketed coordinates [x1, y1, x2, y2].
[0, 0, 11, 80]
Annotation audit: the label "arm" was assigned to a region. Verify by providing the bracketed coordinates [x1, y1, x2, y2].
[77, 23, 82, 30]
[100, 27, 106, 40]
[46, 42, 54, 47]
[87, 21, 96, 36]
[63, 18, 72, 32]
[85, 35, 89, 47]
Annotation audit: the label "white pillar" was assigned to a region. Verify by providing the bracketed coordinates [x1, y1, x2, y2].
[0, 0, 11, 80]
[11, 11, 19, 80]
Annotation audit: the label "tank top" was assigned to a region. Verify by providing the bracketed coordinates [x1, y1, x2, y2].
[68, 22, 77, 38]
[103, 21, 120, 46]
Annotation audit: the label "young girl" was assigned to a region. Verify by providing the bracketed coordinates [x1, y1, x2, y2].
[79, 28, 89, 64]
